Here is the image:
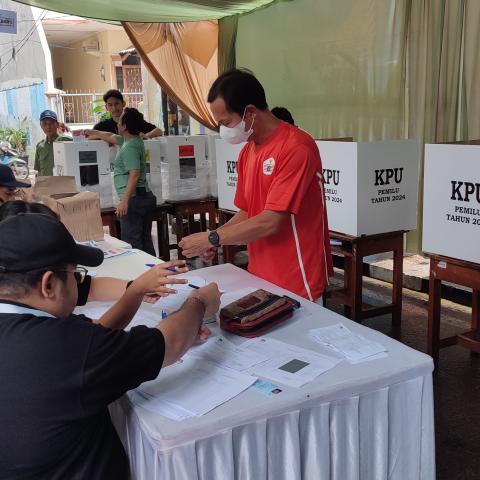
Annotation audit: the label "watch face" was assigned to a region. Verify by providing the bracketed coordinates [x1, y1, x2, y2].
[209, 231, 220, 246]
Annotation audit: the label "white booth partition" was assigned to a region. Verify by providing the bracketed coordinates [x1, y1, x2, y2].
[423, 144, 480, 264]
[317, 139, 420, 237]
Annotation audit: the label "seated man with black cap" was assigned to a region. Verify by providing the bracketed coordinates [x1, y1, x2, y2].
[0, 213, 220, 479]
[0, 164, 31, 204]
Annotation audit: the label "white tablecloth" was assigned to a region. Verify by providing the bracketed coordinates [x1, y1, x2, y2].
[95, 254, 435, 480]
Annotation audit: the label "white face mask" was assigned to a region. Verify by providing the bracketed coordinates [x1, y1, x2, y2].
[219, 109, 255, 144]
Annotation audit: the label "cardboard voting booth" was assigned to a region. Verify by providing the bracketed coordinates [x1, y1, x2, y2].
[317, 139, 420, 236]
[423, 144, 480, 264]
[144, 139, 163, 203]
[53, 140, 113, 208]
[215, 139, 245, 212]
[37, 176, 104, 242]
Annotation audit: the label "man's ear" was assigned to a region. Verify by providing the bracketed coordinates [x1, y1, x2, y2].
[40, 271, 55, 298]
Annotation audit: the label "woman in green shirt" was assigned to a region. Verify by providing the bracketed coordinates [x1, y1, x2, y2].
[86, 108, 158, 255]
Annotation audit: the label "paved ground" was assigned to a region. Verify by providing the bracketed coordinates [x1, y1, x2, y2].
[327, 270, 479, 480]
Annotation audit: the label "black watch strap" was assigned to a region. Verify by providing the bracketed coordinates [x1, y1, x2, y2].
[208, 230, 221, 247]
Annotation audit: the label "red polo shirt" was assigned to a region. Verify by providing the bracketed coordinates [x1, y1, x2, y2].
[234, 121, 334, 301]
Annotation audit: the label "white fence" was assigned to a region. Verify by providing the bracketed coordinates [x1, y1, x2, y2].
[51, 91, 143, 126]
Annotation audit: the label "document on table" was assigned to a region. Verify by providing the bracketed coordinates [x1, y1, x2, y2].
[187, 335, 269, 371]
[309, 323, 387, 363]
[244, 338, 342, 388]
[129, 356, 257, 420]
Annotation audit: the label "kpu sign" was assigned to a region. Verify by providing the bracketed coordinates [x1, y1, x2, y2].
[0, 10, 17, 34]
[215, 139, 244, 211]
[423, 144, 480, 264]
[317, 140, 420, 236]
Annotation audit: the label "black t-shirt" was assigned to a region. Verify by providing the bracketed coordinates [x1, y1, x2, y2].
[94, 118, 157, 135]
[0, 301, 165, 480]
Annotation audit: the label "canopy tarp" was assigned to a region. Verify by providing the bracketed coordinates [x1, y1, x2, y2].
[15, 0, 276, 22]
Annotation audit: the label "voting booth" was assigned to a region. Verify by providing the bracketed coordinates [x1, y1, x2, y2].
[215, 138, 245, 212]
[53, 141, 114, 208]
[317, 139, 420, 236]
[423, 144, 480, 264]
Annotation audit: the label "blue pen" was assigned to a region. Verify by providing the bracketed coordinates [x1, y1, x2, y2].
[188, 284, 200, 289]
[161, 310, 167, 319]
[145, 263, 156, 268]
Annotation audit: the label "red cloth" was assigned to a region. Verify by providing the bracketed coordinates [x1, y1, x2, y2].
[234, 122, 334, 301]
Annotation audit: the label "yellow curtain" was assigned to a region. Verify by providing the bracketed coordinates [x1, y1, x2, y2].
[123, 21, 218, 131]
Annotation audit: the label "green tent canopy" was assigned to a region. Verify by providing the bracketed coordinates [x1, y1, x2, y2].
[15, 0, 276, 22]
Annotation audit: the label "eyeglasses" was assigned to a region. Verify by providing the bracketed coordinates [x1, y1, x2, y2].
[54, 266, 88, 285]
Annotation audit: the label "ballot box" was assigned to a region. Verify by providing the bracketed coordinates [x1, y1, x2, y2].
[53, 140, 113, 208]
[423, 143, 480, 263]
[316, 139, 420, 236]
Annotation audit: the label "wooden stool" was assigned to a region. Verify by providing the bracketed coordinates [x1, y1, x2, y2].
[165, 197, 218, 260]
[325, 230, 405, 337]
[100, 207, 119, 238]
[217, 208, 247, 264]
[426, 254, 480, 365]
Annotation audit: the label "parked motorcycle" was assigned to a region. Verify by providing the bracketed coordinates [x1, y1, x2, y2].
[0, 141, 29, 179]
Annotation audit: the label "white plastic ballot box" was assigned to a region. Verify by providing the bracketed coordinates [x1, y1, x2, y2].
[53, 140, 113, 208]
[316, 139, 420, 236]
[423, 144, 480, 264]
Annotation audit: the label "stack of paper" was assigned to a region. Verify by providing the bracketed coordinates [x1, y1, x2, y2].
[309, 323, 387, 363]
[244, 338, 342, 388]
[128, 357, 257, 420]
[187, 336, 269, 371]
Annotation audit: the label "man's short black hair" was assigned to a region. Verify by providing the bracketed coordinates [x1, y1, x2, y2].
[271, 107, 295, 126]
[120, 108, 144, 135]
[0, 264, 68, 299]
[103, 89, 124, 103]
[207, 68, 268, 115]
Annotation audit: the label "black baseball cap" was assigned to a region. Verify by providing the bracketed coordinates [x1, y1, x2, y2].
[0, 213, 104, 273]
[0, 164, 31, 188]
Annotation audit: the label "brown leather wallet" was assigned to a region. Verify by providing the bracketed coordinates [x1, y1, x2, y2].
[220, 289, 301, 338]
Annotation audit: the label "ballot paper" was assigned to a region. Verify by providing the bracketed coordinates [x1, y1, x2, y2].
[245, 338, 342, 388]
[309, 323, 387, 363]
[78, 240, 135, 259]
[187, 335, 269, 372]
[159, 275, 207, 315]
[130, 357, 257, 420]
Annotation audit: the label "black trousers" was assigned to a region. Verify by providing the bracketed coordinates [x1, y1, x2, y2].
[119, 191, 157, 256]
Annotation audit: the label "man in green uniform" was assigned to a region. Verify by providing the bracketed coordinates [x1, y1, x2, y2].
[34, 110, 72, 176]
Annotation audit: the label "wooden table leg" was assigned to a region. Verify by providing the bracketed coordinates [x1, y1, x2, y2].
[157, 210, 170, 261]
[176, 213, 185, 260]
[350, 244, 364, 322]
[207, 205, 218, 265]
[427, 268, 442, 365]
[102, 212, 118, 238]
[343, 255, 352, 318]
[392, 237, 403, 338]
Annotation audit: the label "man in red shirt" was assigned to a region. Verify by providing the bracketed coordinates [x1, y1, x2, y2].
[180, 69, 333, 301]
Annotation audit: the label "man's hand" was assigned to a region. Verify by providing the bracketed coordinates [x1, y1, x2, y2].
[195, 324, 212, 344]
[129, 260, 189, 298]
[179, 232, 211, 258]
[189, 282, 221, 318]
[116, 199, 128, 218]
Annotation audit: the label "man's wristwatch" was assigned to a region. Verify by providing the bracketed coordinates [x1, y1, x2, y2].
[208, 230, 221, 247]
